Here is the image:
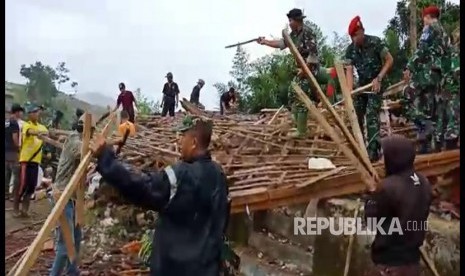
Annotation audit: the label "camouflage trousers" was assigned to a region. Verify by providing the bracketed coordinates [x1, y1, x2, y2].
[436, 93, 460, 142]
[401, 84, 437, 124]
[288, 76, 318, 113]
[354, 93, 381, 160]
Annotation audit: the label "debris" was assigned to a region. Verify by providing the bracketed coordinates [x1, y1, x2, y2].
[307, 157, 336, 170]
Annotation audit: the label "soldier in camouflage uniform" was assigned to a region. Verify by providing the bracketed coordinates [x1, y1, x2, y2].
[403, 6, 451, 153]
[258, 8, 320, 138]
[435, 39, 460, 150]
[344, 16, 394, 161]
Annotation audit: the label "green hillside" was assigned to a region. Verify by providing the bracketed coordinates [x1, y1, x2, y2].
[5, 81, 106, 128]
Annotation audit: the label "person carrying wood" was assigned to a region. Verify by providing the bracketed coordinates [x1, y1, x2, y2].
[112, 82, 138, 123]
[257, 8, 321, 138]
[190, 78, 206, 109]
[161, 72, 180, 118]
[48, 114, 96, 276]
[364, 135, 432, 276]
[15, 103, 48, 217]
[403, 6, 450, 154]
[90, 116, 231, 276]
[220, 87, 237, 115]
[344, 15, 394, 162]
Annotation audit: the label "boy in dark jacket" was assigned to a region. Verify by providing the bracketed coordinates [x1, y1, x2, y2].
[92, 116, 229, 276]
[365, 135, 432, 276]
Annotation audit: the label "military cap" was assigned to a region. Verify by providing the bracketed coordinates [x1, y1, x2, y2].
[25, 102, 45, 113]
[422, 6, 440, 18]
[173, 115, 213, 133]
[287, 8, 306, 20]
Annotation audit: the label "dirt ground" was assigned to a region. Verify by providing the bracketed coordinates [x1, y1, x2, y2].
[5, 199, 148, 275]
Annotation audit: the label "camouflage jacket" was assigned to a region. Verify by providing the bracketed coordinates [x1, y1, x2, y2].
[280, 25, 319, 67]
[344, 35, 389, 86]
[53, 131, 82, 192]
[407, 21, 451, 88]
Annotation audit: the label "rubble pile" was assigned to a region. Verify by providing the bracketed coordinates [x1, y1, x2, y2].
[121, 101, 414, 180]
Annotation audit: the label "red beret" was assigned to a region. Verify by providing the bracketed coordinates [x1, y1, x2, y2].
[348, 16, 363, 36]
[423, 6, 440, 18]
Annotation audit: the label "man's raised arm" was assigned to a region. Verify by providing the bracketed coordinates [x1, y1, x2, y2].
[96, 146, 170, 211]
[257, 37, 287, 50]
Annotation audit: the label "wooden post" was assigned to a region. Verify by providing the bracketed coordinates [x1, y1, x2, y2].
[343, 199, 361, 276]
[13, 113, 116, 276]
[76, 113, 92, 227]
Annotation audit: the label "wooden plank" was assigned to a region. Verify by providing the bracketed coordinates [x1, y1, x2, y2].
[335, 63, 378, 182]
[14, 112, 116, 276]
[76, 113, 92, 226]
[230, 142, 459, 213]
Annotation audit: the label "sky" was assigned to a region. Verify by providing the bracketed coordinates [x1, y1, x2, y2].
[5, 0, 460, 110]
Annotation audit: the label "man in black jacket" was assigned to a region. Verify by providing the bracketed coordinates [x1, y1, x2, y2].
[91, 116, 229, 276]
[365, 135, 432, 276]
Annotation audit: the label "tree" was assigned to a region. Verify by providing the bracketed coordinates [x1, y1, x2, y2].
[229, 46, 251, 93]
[55, 62, 70, 90]
[134, 88, 160, 117]
[71, 81, 79, 95]
[20, 61, 59, 105]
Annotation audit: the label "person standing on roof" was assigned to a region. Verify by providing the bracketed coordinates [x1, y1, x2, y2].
[344, 15, 394, 162]
[364, 135, 432, 276]
[91, 116, 230, 276]
[190, 79, 205, 109]
[161, 72, 180, 117]
[16, 103, 48, 217]
[220, 87, 237, 115]
[5, 103, 24, 200]
[257, 8, 320, 138]
[403, 6, 454, 153]
[112, 82, 138, 123]
[435, 35, 460, 150]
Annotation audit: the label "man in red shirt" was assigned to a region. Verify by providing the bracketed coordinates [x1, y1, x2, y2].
[113, 82, 137, 123]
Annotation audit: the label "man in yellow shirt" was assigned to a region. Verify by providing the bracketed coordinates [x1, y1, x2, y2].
[16, 103, 48, 217]
[118, 110, 136, 137]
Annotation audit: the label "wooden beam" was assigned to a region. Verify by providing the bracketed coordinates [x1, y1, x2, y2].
[13, 113, 116, 276]
[334, 63, 378, 181]
[76, 113, 92, 226]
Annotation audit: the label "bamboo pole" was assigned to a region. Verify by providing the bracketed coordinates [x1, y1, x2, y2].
[13, 113, 116, 276]
[343, 199, 361, 276]
[334, 63, 377, 182]
[76, 113, 92, 226]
